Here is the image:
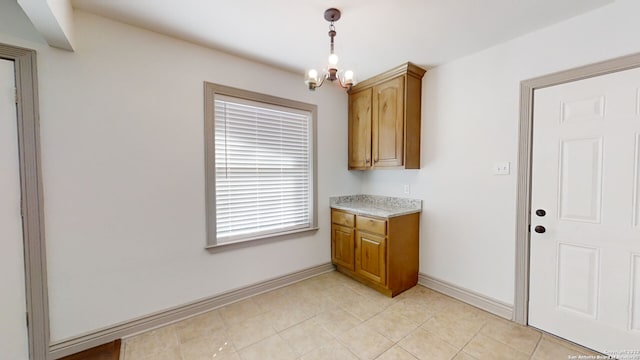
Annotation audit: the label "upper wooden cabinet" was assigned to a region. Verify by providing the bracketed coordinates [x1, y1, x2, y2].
[348, 62, 426, 170]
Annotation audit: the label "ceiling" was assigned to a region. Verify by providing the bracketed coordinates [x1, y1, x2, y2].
[71, 0, 613, 80]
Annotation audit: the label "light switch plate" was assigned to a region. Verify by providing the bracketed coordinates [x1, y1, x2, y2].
[493, 162, 510, 175]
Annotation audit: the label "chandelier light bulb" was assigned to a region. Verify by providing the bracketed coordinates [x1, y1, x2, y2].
[328, 53, 339, 67]
[307, 69, 318, 81]
[344, 70, 354, 82]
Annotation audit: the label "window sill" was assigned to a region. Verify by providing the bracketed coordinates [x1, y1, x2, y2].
[205, 227, 320, 253]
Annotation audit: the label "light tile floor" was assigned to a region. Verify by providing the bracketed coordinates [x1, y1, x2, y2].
[122, 271, 600, 360]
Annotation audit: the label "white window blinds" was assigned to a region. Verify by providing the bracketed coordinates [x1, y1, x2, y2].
[214, 96, 312, 243]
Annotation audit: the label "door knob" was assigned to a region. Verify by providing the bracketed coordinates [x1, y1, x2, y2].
[534, 225, 546, 233]
[535, 209, 546, 217]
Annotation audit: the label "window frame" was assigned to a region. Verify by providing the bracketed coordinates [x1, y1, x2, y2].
[204, 82, 318, 250]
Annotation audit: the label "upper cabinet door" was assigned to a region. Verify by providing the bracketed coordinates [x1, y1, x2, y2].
[372, 76, 405, 167]
[348, 88, 372, 169]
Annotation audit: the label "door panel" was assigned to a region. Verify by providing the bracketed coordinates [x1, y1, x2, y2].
[631, 254, 640, 331]
[348, 89, 372, 169]
[0, 59, 29, 359]
[561, 96, 605, 123]
[372, 77, 404, 167]
[332, 224, 355, 271]
[556, 243, 599, 317]
[355, 230, 386, 285]
[530, 66, 640, 353]
[558, 137, 603, 223]
[634, 134, 640, 228]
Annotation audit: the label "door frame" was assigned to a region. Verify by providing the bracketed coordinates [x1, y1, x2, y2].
[0, 43, 49, 359]
[514, 52, 640, 325]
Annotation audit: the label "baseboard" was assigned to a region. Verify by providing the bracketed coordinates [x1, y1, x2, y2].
[418, 273, 513, 320]
[49, 262, 335, 359]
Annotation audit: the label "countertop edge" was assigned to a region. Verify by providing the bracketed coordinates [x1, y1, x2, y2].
[330, 205, 422, 219]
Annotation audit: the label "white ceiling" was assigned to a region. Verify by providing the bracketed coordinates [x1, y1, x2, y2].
[71, 0, 613, 80]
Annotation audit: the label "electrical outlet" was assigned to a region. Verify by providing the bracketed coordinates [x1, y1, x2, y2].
[403, 184, 410, 194]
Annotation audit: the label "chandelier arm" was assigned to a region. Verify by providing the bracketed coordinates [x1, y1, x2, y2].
[336, 75, 353, 91]
[316, 72, 329, 88]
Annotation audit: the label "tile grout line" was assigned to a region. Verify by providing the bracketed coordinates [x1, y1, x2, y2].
[387, 318, 436, 360]
[450, 318, 490, 360]
[477, 321, 541, 358]
[369, 301, 438, 360]
[528, 334, 543, 360]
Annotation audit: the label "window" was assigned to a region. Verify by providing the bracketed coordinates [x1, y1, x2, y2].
[204, 83, 318, 248]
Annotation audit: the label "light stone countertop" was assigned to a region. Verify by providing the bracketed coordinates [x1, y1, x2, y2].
[330, 195, 422, 218]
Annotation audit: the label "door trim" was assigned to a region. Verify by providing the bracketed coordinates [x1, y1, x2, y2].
[514, 52, 640, 325]
[0, 43, 48, 359]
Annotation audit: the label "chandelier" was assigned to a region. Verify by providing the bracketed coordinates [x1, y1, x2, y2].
[305, 8, 355, 91]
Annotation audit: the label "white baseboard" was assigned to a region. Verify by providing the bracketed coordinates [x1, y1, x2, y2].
[49, 263, 335, 359]
[418, 273, 513, 320]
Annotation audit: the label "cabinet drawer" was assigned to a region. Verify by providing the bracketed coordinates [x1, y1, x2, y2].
[332, 210, 355, 227]
[356, 216, 386, 235]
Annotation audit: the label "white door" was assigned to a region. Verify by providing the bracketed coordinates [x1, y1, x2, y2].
[529, 66, 640, 354]
[0, 59, 29, 359]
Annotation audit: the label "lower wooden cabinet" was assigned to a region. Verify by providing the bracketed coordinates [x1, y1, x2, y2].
[331, 208, 419, 297]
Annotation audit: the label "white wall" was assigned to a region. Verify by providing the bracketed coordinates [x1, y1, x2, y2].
[361, 0, 640, 305]
[0, 7, 359, 342]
